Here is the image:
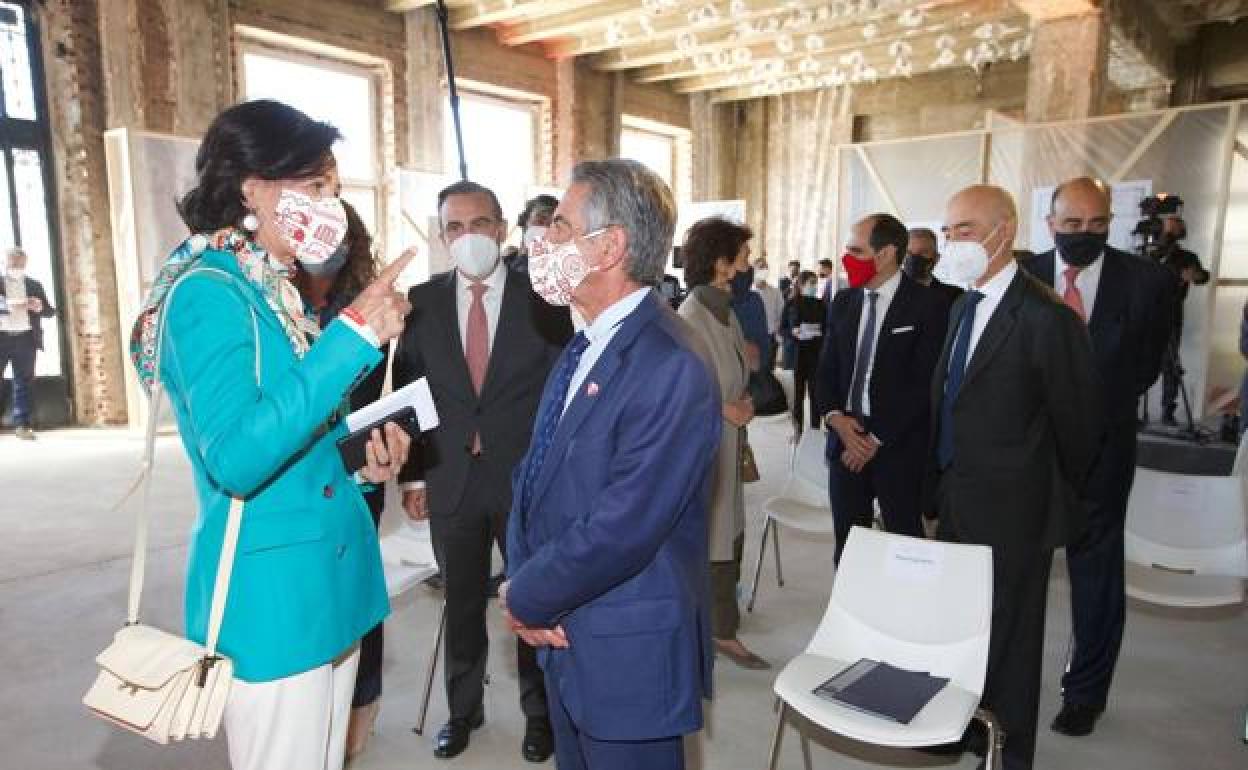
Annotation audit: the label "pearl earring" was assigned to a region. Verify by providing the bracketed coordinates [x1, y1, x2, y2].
[242, 211, 259, 232]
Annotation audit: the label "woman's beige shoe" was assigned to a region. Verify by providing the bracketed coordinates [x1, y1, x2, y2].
[345, 700, 380, 762]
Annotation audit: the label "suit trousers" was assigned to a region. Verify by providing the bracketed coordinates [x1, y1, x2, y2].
[352, 486, 385, 708]
[792, 356, 820, 429]
[827, 437, 924, 563]
[0, 330, 36, 427]
[430, 456, 547, 723]
[546, 659, 685, 770]
[938, 478, 1052, 770]
[224, 647, 359, 770]
[1061, 426, 1137, 708]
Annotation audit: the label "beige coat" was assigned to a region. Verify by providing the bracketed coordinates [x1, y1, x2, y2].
[679, 291, 749, 562]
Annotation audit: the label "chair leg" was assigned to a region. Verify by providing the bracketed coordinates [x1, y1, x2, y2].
[748, 517, 772, 613]
[975, 707, 1006, 770]
[766, 701, 788, 770]
[413, 599, 447, 736]
[799, 731, 813, 770]
[772, 522, 785, 587]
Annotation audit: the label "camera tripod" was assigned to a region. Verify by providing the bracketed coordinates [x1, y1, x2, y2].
[1141, 338, 1210, 444]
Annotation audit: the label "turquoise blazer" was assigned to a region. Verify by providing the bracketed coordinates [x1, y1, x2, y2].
[159, 247, 389, 682]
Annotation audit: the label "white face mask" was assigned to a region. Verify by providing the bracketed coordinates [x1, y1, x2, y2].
[528, 230, 607, 306]
[450, 233, 501, 279]
[272, 189, 348, 270]
[933, 225, 1002, 289]
[756, 269, 769, 282]
[522, 225, 547, 251]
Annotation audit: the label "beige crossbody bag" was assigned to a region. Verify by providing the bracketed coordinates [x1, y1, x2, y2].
[83, 268, 256, 743]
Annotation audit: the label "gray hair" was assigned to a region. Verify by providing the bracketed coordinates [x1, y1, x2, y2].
[570, 159, 676, 287]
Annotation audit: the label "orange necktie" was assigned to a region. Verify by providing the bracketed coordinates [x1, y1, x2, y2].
[465, 281, 488, 452]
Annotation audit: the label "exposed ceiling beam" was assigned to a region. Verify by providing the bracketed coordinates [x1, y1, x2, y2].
[585, 0, 976, 71]
[542, 0, 927, 59]
[677, 22, 1031, 94]
[448, 0, 601, 30]
[1010, 0, 1101, 19]
[499, 0, 693, 47]
[384, 0, 448, 12]
[632, 0, 1017, 83]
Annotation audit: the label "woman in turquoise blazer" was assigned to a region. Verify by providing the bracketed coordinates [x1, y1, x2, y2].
[131, 100, 412, 770]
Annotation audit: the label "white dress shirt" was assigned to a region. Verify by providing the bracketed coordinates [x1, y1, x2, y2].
[849, 269, 902, 417]
[563, 287, 651, 415]
[1053, 249, 1103, 321]
[962, 260, 1019, 367]
[454, 260, 506, 353]
[1, 273, 31, 334]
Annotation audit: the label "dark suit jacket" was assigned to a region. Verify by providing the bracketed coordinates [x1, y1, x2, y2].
[506, 292, 721, 742]
[927, 267, 1100, 552]
[394, 268, 573, 518]
[815, 275, 949, 455]
[929, 277, 964, 308]
[1022, 247, 1172, 429]
[0, 275, 55, 349]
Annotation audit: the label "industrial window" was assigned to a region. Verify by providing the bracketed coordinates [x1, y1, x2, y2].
[239, 39, 384, 241]
[621, 116, 692, 203]
[444, 88, 543, 225]
[0, 1, 63, 380]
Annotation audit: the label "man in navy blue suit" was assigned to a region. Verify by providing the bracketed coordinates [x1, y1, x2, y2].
[500, 159, 721, 770]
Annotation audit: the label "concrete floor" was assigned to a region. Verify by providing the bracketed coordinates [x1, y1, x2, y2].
[1, 419, 1245, 770]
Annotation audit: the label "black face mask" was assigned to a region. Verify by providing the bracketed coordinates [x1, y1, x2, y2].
[1054, 230, 1108, 268]
[902, 254, 933, 283]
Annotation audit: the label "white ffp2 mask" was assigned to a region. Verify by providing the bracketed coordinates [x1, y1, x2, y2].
[450, 233, 501, 279]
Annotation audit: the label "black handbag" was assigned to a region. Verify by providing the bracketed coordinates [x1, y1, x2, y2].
[749, 369, 788, 417]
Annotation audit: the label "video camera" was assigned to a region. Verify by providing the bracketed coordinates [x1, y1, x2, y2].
[1131, 193, 1184, 254]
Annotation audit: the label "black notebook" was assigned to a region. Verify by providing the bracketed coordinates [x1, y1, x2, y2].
[813, 659, 949, 724]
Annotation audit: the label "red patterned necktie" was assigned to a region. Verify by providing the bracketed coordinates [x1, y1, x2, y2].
[1063, 266, 1086, 323]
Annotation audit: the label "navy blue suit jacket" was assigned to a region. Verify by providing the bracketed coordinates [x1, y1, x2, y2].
[506, 291, 721, 742]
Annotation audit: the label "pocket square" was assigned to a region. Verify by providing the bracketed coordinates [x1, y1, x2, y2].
[890, 325, 915, 334]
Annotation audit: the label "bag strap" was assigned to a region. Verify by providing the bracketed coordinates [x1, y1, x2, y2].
[124, 267, 258, 658]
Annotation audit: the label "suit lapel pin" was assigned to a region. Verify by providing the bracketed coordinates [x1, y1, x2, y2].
[587, 382, 600, 397]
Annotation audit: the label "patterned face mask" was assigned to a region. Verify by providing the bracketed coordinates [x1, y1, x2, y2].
[272, 189, 348, 270]
[527, 228, 607, 306]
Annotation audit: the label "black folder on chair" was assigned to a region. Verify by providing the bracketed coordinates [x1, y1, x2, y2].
[813, 659, 948, 724]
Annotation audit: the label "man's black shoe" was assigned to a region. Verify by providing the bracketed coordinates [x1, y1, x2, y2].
[1051, 702, 1103, 737]
[433, 714, 484, 759]
[522, 718, 554, 762]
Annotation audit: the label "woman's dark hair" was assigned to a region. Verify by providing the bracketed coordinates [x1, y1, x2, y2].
[794, 269, 817, 299]
[178, 99, 342, 233]
[518, 194, 559, 229]
[681, 216, 753, 288]
[330, 199, 379, 300]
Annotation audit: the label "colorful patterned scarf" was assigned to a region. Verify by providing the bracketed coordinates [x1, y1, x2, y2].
[130, 228, 322, 393]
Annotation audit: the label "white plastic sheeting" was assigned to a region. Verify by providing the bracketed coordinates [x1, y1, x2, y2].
[833, 100, 1248, 418]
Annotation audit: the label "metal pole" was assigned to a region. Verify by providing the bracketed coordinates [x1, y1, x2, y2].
[435, 0, 469, 181]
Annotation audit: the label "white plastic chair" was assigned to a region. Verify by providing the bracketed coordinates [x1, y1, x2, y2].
[766, 527, 1002, 769]
[1123, 433, 1248, 608]
[379, 522, 445, 735]
[747, 427, 834, 612]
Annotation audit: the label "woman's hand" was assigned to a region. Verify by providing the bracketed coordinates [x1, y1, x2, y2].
[723, 396, 755, 427]
[347, 249, 415, 344]
[359, 422, 412, 483]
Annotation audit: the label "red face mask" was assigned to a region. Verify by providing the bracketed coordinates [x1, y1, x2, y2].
[841, 252, 877, 289]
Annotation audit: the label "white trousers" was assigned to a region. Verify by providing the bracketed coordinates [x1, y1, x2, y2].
[223, 648, 359, 770]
